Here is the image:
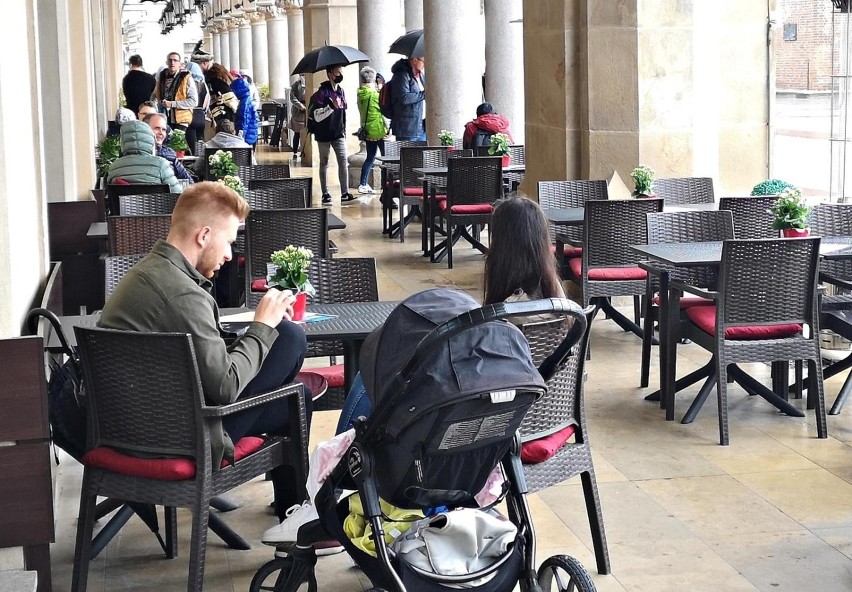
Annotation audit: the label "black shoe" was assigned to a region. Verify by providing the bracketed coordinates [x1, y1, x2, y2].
[321, 193, 332, 205]
[341, 193, 356, 203]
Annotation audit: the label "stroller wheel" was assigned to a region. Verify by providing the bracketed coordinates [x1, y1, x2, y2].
[249, 557, 317, 592]
[537, 555, 596, 592]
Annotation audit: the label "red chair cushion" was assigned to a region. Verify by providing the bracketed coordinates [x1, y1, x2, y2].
[82, 436, 266, 481]
[251, 278, 269, 292]
[437, 202, 494, 214]
[296, 371, 330, 401]
[305, 364, 345, 388]
[685, 305, 803, 340]
[402, 187, 423, 196]
[550, 244, 583, 258]
[567, 258, 647, 281]
[651, 294, 714, 310]
[113, 178, 131, 185]
[521, 425, 576, 464]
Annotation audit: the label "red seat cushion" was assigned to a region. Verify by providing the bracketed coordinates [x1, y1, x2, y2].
[113, 178, 130, 185]
[567, 258, 647, 281]
[521, 425, 576, 464]
[651, 294, 714, 310]
[296, 371, 330, 401]
[305, 364, 345, 388]
[402, 187, 423, 196]
[550, 244, 583, 258]
[82, 436, 266, 480]
[437, 202, 494, 214]
[685, 305, 803, 340]
[251, 278, 268, 292]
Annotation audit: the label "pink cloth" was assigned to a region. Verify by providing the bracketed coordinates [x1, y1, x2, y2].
[307, 428, 355, 502]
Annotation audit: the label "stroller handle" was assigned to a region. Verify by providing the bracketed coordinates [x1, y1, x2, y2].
[398, 297, 588, 384]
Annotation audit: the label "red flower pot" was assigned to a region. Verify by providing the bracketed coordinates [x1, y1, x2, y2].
[292, 292, 307, 321]
[175, 150, 185, 158]
[501, 154, 511, 167]
[782, 228, 810, 238]
[446, 146, 456, 151]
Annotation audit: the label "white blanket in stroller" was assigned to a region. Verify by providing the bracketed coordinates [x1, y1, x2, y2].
[391, 508, 517, 588]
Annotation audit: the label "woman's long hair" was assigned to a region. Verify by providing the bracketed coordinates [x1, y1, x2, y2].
[208, 63, 233, 85]
[484, 196, 563, 305]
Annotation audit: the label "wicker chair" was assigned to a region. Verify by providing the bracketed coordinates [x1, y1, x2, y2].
[717, 196, 778, 239]
[107, 214, 172, 256]
[380, 140, 426, 234]
[505, 144, 525, 191]
[106, 183, 169, 217]
[71, 327, 308, 592]
[398, 145, 446, 243]
[301, 257, 379, 411]
[674, 238, 826, 445]
[653, 177, 715, 205]
[520, 312, 610, 575]
[433, 156, 504, 269]
[247, 178, 311, 208]
[566, 199, 664, 339]
[537, 179, 609, 270]
[203, 147, 253, 181]
[237, 164, 291, 181]
[244, 208, 329, 307]
[640, 211, 734, 392]
[103, 254, 145, 301]
[118, 193, 179, 215]
[194, 140, 205, 158]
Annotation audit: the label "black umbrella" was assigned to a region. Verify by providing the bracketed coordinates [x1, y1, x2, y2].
[388, 29, 424, 58]
[291, 44, 370, 75]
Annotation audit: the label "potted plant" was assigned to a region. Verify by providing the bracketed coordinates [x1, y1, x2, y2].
[770, 186, 811, 237]
[751, 178, 795, 197]
[208, 149, 238, 179]
[216, 174, 245, 197]
[488, 132, 511, 167]
[268, 245, 316, 321]
[631, 165, 656, 198]
[439, 129, 455, 149]
[96, 134, 121, 186]
[166, 129, 189, 158]
[258, 83, 271, 102]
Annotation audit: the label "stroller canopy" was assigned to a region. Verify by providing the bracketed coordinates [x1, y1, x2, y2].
[360, 288, 546, 438]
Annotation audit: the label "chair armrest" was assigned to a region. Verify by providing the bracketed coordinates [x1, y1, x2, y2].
[639, 261, 663, 277]
[201, 382, 304, 418]
[669, 279, 718, 301]
[820, 272, 852, 292]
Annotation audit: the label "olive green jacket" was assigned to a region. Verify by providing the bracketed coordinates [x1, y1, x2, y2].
[99, 240, 278, 467]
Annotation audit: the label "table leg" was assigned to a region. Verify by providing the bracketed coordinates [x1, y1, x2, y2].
[665, 285, 681, 420]
[342, 340, 364, 396]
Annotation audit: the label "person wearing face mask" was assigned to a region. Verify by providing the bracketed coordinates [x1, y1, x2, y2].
[389, 55, 426, 142]
[307, 66, 353, 205]
[289, 74, 308, 161]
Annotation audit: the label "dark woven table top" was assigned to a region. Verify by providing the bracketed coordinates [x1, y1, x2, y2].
[542, 207, 585, 227]
[631, 237, 852, 267]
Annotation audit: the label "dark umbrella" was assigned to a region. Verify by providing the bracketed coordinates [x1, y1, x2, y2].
[388, 29, 424, 58]
[291, 44, 370, 75]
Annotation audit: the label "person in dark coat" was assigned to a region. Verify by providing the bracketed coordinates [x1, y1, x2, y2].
[122, 55, 156, 116]
[389, 56, 426, 142]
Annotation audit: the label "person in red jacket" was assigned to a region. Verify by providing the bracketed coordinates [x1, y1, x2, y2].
[462, 102, 513, 150]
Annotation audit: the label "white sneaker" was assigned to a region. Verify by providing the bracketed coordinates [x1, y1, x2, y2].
[262, 501, 318, 545]
[358, 184, 375, 194]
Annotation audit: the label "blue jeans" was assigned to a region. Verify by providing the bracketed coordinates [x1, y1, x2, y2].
[335, 372, 373, 434]
[360, 140, 385, 186]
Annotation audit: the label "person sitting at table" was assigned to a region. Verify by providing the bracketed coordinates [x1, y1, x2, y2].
[192, 119, 255, 176]
[462, 102, 513, 150]
[99, 181, 314, 525]
[261, 194, 565, 547]
[106, 120, 183, 193]
[143, 112, 194, 184]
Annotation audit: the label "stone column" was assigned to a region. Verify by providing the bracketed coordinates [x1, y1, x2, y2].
[357, 0, 403, 78]
[404, 0, 423, 31]
[218, 22, 230, 69]
[422, 0, 482, 144]
[229, 21, 240, 72]
[267, 7, 290, 98]
[286, 4, 304, 83]
[484, 0, 523, 143]
[238, 17, 252, 71]
[250, 11, 269, 85]
[211, 27, 221, 66]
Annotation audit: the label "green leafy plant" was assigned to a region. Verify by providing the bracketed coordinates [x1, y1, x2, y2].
[96, 135, 122, 177]
[258, 83, 271, 102]
[769, 186, 810, 230]
[268, 245, 316, 297]
[631, 165, 655, 197]
[751, 178, 794, 196]
[488, 132, 510, 156]
[216, 174, 245, 197]
[166, 129, 189, 152]
[208, 150, 238, 179]
[438, 129, 455, 147]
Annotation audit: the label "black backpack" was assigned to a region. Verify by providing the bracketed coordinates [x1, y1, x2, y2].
[26, 308, 88, 461]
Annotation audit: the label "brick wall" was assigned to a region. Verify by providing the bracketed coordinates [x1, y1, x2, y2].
[776, 0, 834, 91]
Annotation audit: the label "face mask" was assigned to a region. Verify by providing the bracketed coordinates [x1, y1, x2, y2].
[334, 74, 343, 84]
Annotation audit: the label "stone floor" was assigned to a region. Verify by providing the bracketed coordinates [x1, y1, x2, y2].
[6, 146, 852, 591]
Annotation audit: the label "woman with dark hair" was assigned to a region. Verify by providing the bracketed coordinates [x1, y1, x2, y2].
[206, 63, 238, 125]
[185, 62, 210, 151]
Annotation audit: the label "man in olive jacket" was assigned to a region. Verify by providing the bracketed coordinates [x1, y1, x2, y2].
[99, 182, 310, 520]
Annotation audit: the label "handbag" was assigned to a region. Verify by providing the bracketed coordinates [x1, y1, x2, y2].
[353, 127, 367, 141]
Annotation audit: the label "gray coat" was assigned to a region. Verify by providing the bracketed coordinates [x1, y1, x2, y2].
[107, 121, 183, 193]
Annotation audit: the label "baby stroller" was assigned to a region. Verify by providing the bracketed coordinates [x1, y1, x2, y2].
[250, 288, 596, 592]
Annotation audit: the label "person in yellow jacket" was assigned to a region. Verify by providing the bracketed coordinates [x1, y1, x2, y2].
[152, 51, 198, 135]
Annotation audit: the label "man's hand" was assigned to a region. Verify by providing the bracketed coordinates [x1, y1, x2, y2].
[254, 289, 296, 327]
